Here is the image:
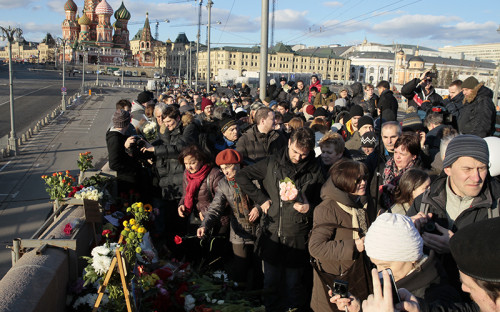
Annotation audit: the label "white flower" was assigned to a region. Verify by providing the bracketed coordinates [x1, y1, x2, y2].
[73, 293, 108, 309]
[91, 245, 111, 257]
[217, 300, 224, 304]
[212, 270, 228, 281]
[92, 255, 112, 275]
[184, 294, 196, 312]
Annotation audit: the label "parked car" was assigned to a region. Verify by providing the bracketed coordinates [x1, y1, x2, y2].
[153, 72, 161, 79]
[141, 72, 147, 77]
[124, 70, 132, 77]
[132, 71, 139, 77]
[113, 70, 122, 76]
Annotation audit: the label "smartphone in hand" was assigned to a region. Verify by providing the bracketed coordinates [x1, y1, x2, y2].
[378, 268, 401, 305]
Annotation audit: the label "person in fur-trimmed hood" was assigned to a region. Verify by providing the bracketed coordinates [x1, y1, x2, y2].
[457, 76, 496, 138]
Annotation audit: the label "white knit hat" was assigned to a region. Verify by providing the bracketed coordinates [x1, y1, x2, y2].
[365, 213, 423, 262]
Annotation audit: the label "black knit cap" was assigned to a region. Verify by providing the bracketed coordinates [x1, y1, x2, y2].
[450, 218, 500, 282]
[402, 112, 424, 132]
[358, 115, 374, 130]
[442, 135, 489, 168]
[349, 105, 364, 118]
[313, 107, 328, 118]
[219, 116, 237, 134]
[361, 131, 377, 148]
[137, 91, 153, 104]
[462, 76, 479, 89]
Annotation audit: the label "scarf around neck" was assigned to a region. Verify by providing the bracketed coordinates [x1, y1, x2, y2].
[184, 164, 211, 214]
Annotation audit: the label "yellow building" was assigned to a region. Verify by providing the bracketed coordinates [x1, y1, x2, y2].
[0, 39, 39, 62]
[197, 43, 350, 81]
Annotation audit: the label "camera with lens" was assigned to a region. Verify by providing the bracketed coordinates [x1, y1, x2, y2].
[130, 135, 146, 150]
[426, 71, 437, 80]
[422, 219, 442, 236]
[332, 280, 349, 298]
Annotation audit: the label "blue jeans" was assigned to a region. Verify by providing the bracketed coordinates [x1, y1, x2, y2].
[262, 261, 308, 312]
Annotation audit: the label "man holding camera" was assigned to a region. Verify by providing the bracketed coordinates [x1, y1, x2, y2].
[401, 71, 443, 114]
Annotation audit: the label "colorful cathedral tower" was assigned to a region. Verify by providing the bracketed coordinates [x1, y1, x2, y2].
[62, 0, 79, 43]
[95, 0, 114, 47]
[113, 2, 131, 50]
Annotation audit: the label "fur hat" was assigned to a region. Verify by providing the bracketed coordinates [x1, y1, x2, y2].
[313, 107, 328, 118]
[461, 76, 479, 89]
[443, 135, 489, 168]
[201, 98, 214, 111]
[113, 109, 130, 128]
[450, 218, 500, 282]
[215, 149, 242, 166]
[365, 213, 423, 262]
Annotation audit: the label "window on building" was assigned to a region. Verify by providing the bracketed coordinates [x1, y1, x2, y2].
[380, 68, 384, 74]
[369, 68, 374, 74]
[351, 67, 356, 73]
[360, 67, 365, 73]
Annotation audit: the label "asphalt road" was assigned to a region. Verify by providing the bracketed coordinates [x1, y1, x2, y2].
[0, 64, 150, 140]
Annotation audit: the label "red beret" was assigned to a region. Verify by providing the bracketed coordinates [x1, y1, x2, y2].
[305, 105, 316, 116]
[215, 149, 242, 166]
[201, 98, 214, 111]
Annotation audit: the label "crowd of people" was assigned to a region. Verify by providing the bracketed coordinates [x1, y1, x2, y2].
[105, 71, 500, 312]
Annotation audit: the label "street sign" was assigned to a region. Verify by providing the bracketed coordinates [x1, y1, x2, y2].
[291, 74, 295, 80]
[61, 87, 67, 92]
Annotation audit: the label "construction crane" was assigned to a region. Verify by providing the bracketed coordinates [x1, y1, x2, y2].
[270, 0, 276, 48]
[128, 18, 170, 41]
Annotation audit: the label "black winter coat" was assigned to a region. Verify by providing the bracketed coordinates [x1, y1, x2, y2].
[236, 125, 287, 165]
[350, 82, 365, 107]
[106, 129, 141, 184]
[154, 122, 199, 200]
[378, 89, 399, 121]
[235, 148, 325, 267]
[443, 92, 464, 119]
[457, 83, 496, 138]
[407, 174, 500, 232]
[401, 78, 443, 112]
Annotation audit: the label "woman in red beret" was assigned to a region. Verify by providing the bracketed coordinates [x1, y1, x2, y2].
[197, 149, 260, 287]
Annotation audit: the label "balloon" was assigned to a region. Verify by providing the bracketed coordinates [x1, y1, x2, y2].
[484, 137, 500, 177]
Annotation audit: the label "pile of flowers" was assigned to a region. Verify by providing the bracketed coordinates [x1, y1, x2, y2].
[41, 170, 76, 201]
[279, 177, 298, 202]
[73, 186, 103, 201]
[142, 121, 157, 142]
[77, 151, 94, 173]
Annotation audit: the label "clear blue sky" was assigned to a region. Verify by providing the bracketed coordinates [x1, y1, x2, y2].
[1, 0, 499, 49]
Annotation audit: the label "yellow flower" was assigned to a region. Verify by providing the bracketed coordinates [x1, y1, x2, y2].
[129, 219, 136, 225]
[136, 202, 143, 208]
[138, 227, 146, 234]
[131, 225, 138, 231]
[123, 221, 128, 227]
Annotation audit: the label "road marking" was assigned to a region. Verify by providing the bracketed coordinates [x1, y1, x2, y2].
[0, 84, 56, 107]
[0, 160, 11, 172]
[11, 191, 19, 198]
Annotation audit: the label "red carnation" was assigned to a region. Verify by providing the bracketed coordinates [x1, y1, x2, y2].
[174, 235, 183, 245]
[102, 229, 112, 237]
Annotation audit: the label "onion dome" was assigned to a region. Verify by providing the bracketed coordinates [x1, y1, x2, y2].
[95, 0, 113, 15]
[114, 2, 131, 20]
[64, 0, 77, 12]
[166, 38, 172, 44]
[408, 56, 424, 63]
[78, 13, 91, 25]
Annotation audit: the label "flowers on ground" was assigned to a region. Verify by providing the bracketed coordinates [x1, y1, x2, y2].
[279, 177, 298, 201]
[73, 186, 103, 201]
[41, 171, 75, 201]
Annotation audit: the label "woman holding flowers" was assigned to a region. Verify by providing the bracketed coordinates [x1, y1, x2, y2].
[308, 158, 376, 312]
[197, 149, 260, 287]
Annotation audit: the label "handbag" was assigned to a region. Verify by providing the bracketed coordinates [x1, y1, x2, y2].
[309, 223, 373, 311]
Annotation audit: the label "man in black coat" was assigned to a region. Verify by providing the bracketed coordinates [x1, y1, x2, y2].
[235, 127, 324, 312]
[457, 76, 496, 138]
[401, 71, 443, 113]
[376, 80, 399, 121]
[236, 107, 287, 165]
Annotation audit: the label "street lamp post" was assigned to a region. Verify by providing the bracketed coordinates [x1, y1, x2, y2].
[494, 26, 500, 107]
[0, 26, 23, 156]
[96, 50, 100, 86]
[121, 50, 124, 86]
[178, 51, 184, 84]
[56, 38, 69, 111]
[206, 0, 213, 92]
[79, 46, 88, 95]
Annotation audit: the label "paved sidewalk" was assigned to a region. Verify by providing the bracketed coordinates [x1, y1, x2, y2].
[0, 87, 139, 279]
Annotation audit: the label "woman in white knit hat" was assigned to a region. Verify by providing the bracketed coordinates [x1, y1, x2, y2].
[330, 213, 460, 311]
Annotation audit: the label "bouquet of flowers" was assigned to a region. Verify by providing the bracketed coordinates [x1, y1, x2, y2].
[279, 177, 298, 202]
[73, 186, 103, 201]
[142, 121, 157, 142]
[77, 151, 93, 173]
[41, 170, 76, 201]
